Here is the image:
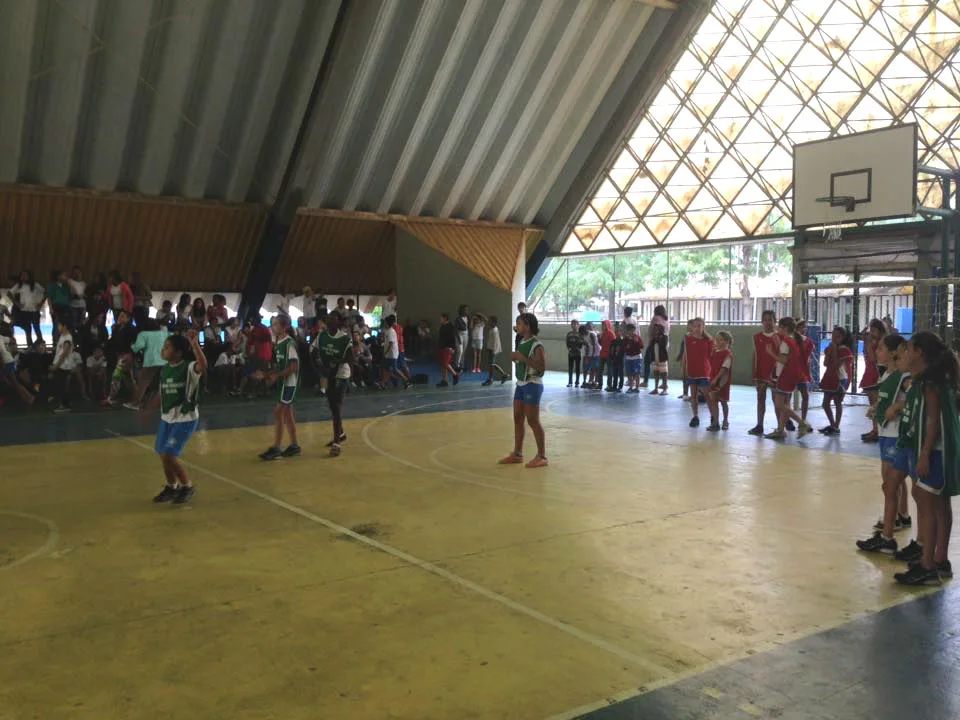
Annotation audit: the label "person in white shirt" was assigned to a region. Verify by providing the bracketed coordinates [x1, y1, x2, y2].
[68, 266, 87, 329]
[470, 314, 485, 373]
[275, 287, 292, 316]
[51, 317, 74, 412]
[86, 347, 107, 399]
[621, 305, 639, 332]
[1, 330, 34, 405]
[63, 349, 89, 400]
[481, 316, 506, 386]
[381, 315, 409, 389]
[381, 289, 397, 324]
[8, 270, 45, 345]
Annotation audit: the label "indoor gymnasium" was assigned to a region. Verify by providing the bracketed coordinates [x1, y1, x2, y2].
[2, 1, 960, 719]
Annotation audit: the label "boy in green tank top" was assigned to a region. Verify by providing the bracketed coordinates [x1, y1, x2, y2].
[147, 330, 207, 505]
[257, 315, 301, 460]
[500, 312, 548, 468]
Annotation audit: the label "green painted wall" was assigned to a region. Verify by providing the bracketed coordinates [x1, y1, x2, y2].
[394, 228, 515, 362]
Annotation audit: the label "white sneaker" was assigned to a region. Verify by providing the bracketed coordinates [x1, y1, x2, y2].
[122, 402, 140, 411]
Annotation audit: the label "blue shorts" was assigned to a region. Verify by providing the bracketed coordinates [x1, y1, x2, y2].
[514, 382, 544, 405]
[879, 437, 910, 474]
[155, 419, 198, 457]
[688, 377, 710, 388]
[397, 352, 408, 370]
[624, 358, 643, 376]
[906, 448, 946, 494]
[795, 382, 810, 390]
[383, 358, 399, 373]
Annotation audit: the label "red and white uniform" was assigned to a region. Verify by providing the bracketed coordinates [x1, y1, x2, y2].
[821, 343, 853, 392]
[860, 337, 880, 389]
[710, 347, 733, 401]
[798, 335, 815, 384]
[774, 335, 803, 393]
[753, 331, 779, 385]
[684, 334, 712, 379]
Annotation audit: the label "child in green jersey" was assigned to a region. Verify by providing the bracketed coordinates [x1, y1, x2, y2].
[500, 312, 547, 468]
[148, 330, 206, 505]
[257, 315, 301, 460]
[893, 331, 960, 586]
[315, 311, 354, 455]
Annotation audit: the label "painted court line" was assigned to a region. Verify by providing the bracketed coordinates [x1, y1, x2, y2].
[105, 430, 673, 678]
[0, 511, 60, 571]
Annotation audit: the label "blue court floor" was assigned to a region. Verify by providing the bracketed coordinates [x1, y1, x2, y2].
[1, 373, 958, 720]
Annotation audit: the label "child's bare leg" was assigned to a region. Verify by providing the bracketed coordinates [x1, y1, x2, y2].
[799, 387, 809, 420]
[881, 465, 902, 537]
[823, 395, 836, 428]
[935, 495, 952, 564]
[916, 485, 937, 568]
[512, 400, 525, 455]
[756, 385, 766, 427]
[834, 394, 845, 427]
[525, 405, 546, 458]
[273, 405, 284, 447]
[720, 400, 729, 424]
[284, 405, 298, 445]
[898, 478, 909, 517]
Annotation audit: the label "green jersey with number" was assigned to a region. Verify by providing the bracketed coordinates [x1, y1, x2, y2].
[159, 361, 202, 423]
[273, 335, 300, 391]
[515, 336, 544, 385]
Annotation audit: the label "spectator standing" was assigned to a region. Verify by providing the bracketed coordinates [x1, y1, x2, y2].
[8, 270, 45, 346]
[46, 270, 72, 338]
[105, 271, 135, 322]
[382, 289, 397, 322]
[125, 319, 170, 409]
[68, 266, 87, 330]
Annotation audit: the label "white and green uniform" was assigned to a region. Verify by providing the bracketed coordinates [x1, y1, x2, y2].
[315, 330, 352, 381]
[515, 336, 544, 385]
[155, 360, 202, 456]
[273, 335, 300, 403]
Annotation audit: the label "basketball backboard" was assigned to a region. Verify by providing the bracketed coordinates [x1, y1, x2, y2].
[792, 124, 917, 229]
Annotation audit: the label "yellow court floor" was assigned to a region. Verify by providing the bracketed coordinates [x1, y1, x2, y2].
[0, 402, 933, 720]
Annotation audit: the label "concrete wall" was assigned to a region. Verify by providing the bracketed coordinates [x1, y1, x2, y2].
[394, 229, 515, 357]
[539, 322, 766, 386]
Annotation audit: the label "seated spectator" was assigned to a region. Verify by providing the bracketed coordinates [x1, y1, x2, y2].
[18, 340, 52, 401]
[1, 323, 33, 406]
[351, 331, 374, 388]
[86, 347, 107, 400]
[65, 348, 88, 401]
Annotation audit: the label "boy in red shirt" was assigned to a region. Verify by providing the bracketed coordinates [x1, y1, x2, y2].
[749, 310, 780, 436]
[683, 318, 712, 428]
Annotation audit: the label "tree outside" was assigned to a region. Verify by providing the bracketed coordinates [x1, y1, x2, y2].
[530, 240, 793, 321]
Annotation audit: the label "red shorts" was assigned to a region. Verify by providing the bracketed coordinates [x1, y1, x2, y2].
[438, 348, 454, 367]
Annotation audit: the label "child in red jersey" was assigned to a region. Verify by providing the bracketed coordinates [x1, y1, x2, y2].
[796, 319, 816, 423]
[860, 318, 888, 443]
[819, 326, 854, 435]
[683, 318, 712, 428]
[765, 317, 813, 440]
[707, 330, 733, 431]
[749, 310, 780, 436]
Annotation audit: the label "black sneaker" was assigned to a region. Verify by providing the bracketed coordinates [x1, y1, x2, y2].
[173, 485, 196, 505]
[153, 485, 178, 503]
[282, 444, 302, 458]
[898, 514, 913, 529]
[856, 532, 897, 554]
[325, 433, 347, 447]
[482, 380, 492, 386]
[785, 420, 796, 431]
[909, 559, 953, 578]
[452, 373, 460, 386]
[873, 518, 885, 531]
[567, 383, 572, 388]
[689, 416, 700, 428]
[894, 539, 923, 563]
[748, 425, 764, 436]
[259, 446, 283, 461]
[721, 420, 729, 430]
[822, 426, 840, 436]
[894, 564, 941, 586]
[436, 381, 449, 388]
[706, 423, 721, 432]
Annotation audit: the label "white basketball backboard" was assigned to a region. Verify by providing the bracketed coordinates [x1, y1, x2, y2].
[792, 124, 917, 229]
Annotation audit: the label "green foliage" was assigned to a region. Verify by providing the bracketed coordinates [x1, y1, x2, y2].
[531, 241, 793, 317]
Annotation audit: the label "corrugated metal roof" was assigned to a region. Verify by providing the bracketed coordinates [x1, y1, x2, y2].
[0, 0, 338, 204]
[291, 0, 662, 224]
[271, 211, 396, 294]
[0, 184, 266, 291]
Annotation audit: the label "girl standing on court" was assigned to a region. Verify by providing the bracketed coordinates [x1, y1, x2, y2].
[649, 321, 669, 395]
[470, 313, 485, 373]
[860, 319, 887, 443]
[857, 334, 911, 554]
[257, 315, 301, 460]
[795, 319, 816, 423]
[764, 317, 813, 440]
[893, 331, 960, 585]
[749, 310, 779, 436]
[500, 312, 547, 469]
[583, 323, 599, 389]
[819, 326, 854, 435]
[707, 331, 733, 431]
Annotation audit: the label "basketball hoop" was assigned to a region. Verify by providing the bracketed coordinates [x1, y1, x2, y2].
[815, 194, 856, 244]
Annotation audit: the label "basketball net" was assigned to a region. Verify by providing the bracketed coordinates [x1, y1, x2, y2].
[823, 223, 843, 243]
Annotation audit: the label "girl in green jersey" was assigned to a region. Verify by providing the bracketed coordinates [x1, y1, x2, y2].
[500, 312, 547, 468]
